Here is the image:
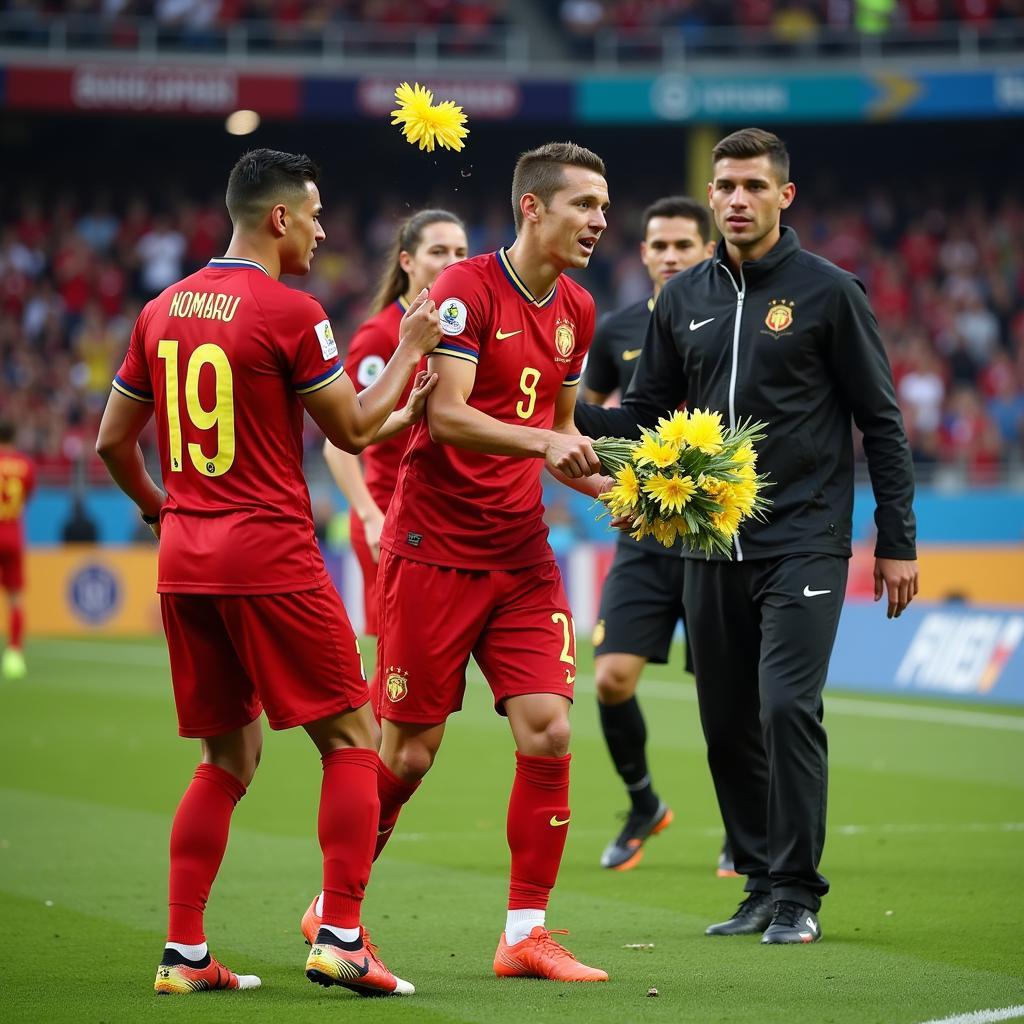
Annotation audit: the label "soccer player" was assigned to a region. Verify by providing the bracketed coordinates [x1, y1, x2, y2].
[582, 196, 719, 873]
[302, 142, 610, 982]
[324, 209, 468, 636]
[95, 148, 441, 996]
[0, 422, 35, 681]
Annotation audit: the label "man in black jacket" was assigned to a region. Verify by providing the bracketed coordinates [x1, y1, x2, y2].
[575, 128, 919, 944]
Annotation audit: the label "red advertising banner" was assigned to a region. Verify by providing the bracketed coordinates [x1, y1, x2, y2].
[6, 65, 300, 116]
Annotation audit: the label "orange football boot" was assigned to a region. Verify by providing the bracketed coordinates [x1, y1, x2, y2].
[154, 950, 261, 995]
[494, 927, 608, 982]
[300, 895, 321, 945]
[305, 927, 414, 996]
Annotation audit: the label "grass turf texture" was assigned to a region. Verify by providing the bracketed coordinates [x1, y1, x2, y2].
[1, 636, 1022, 1024]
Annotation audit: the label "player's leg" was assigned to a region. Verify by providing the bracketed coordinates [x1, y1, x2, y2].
[1, 547, 27, 679]
[593, 546, 681, 870]
[222, 581, 415, 994]
[756, 553, 847, 945]
[683, 562, 775, 938]
[478, 563, 607, 982]
[372, 551, 481, 858]
[155, 594, 263, 995]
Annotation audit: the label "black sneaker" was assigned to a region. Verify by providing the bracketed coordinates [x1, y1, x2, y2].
[716, 836, 739, 878]
[705, 891, 774, 936]
[599, 801, 673, 870]
[761, 900, 821, 944]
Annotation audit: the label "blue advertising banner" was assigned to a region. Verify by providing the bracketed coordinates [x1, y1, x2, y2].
[577, 68, 1024, 124]
[829, 601, 1024, 705]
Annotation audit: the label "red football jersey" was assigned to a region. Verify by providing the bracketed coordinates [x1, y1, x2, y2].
[343, 298, 414, 511]
[114, 257, 344, 594]
[381, 249, 594, 570]
[0, 449, 35, 551]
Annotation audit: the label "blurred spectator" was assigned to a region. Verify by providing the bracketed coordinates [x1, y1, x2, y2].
[61, 497, 99, 542]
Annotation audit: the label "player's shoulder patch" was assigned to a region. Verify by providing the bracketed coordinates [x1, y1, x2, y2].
[439, 297, 468, 337]
[314, 319, 338, 359]
[356, 354, 386, 387]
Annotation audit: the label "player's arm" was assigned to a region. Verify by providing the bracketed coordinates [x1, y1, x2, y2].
[425, 354, 601, 479]
[303, 291, 439, 453]
[547, 383, 611, 497]
[95, 391, 165, 526]
[581, 313, 616, 405]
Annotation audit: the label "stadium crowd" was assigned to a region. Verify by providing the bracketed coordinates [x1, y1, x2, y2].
[558, 0, 1024, 36]
[1, 181, 1022, 486]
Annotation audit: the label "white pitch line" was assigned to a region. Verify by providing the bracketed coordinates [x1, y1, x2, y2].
[917, 1005, 1024, 1024]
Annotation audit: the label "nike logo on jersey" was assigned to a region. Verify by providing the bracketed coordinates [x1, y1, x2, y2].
[549, 815, 571, 828]
[622, 349, 642, 361]
[495, 328, 522, 340]
[689, 317, 715, 331]
[803, 586, 832, 598]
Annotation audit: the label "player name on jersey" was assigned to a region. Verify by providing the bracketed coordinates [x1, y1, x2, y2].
[168, 290, 241, 323]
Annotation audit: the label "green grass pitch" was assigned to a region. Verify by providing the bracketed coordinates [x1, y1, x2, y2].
[1, 636, 1022, 1023]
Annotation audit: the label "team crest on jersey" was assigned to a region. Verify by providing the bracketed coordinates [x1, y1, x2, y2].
[554, 318, 576, 363]
[762, 299, 795, 338]
[439, 297, 468, 336]
[592, 619, 606, 647]
[357, 354, 385, 387]
[384, 666, 409, 703]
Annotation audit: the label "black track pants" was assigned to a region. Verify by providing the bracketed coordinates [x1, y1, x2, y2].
[683, 552, 849, 911]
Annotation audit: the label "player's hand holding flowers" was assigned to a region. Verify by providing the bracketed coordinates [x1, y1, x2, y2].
[593, 410, 772, 557]
[397, 288, 441, 358]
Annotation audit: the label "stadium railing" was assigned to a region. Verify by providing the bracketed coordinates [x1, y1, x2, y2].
[0, 13, 529, 69]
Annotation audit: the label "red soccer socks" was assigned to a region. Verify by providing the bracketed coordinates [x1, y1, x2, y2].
[319, 747, 380, 929]
[507, 752, 571, 911]
[167, 763, 247, 945]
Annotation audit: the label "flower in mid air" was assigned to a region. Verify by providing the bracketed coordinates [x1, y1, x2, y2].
[643, 473, 697, 515]
[391, 82, 469, 153]
[632, 433, 679, 470]
[656, 410, 689, 448]
[683, 409, 724, 455]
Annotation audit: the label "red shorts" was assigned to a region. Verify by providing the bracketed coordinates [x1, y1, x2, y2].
[160, 582, 368, 738]
[350, 512, 379, 636]
[375, 552, 577, 724]
[0, 546, 24, 591]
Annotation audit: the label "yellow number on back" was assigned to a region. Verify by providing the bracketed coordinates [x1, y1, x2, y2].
[517, 366, 541, 420]
[158, 340, 235, 477]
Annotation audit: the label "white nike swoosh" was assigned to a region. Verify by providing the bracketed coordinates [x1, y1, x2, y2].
[803, 586, 832, 598]
[689, 317, 715, 331]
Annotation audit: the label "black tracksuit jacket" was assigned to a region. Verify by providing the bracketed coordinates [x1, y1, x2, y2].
[575, 227, 917, 562]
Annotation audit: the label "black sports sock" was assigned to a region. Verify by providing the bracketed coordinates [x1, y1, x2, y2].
[598, 697, 659, 816]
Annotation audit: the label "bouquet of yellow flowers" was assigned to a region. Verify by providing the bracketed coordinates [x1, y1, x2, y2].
[593, 409, 772, 557]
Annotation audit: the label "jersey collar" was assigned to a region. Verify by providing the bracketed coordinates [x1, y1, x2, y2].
[395, 295, 410, 312]
[208, 257, 271, 276]
[496, 248, 558, 309]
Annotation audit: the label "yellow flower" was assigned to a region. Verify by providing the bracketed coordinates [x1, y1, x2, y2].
[683, 409, 724, 454]
[711, 503, 743, 537]
[730, 464, 759, 517]
[642, 472, 697, 514]
[656, 410, 689, 447]
[731, 441, 756, 466]
[630, 517, 654, 541]
[651, 518, 678, 547]
[671, 515, 691, 536]
[615, 464, 639, 504]
[632, 433, 679, 469]
[391, 82, 469, 153]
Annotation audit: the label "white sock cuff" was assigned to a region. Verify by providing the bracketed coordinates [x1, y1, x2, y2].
[505, 909, 545, 945]
[166, 940, 208, 961]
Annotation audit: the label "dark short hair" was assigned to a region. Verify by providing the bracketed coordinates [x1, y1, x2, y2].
[225, 148, 320, 226]
[0, 421, 13, 444]
[711, 128, 790, 184]
[641, 196, 712, 244]
[511, 142, 606, 231]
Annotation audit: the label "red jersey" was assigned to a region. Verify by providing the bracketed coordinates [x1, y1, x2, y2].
[381, 249, 594, 570]
[343, 297, 414, 511]
[0, 449, 35, 551]
[114, 257, 345, 594]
